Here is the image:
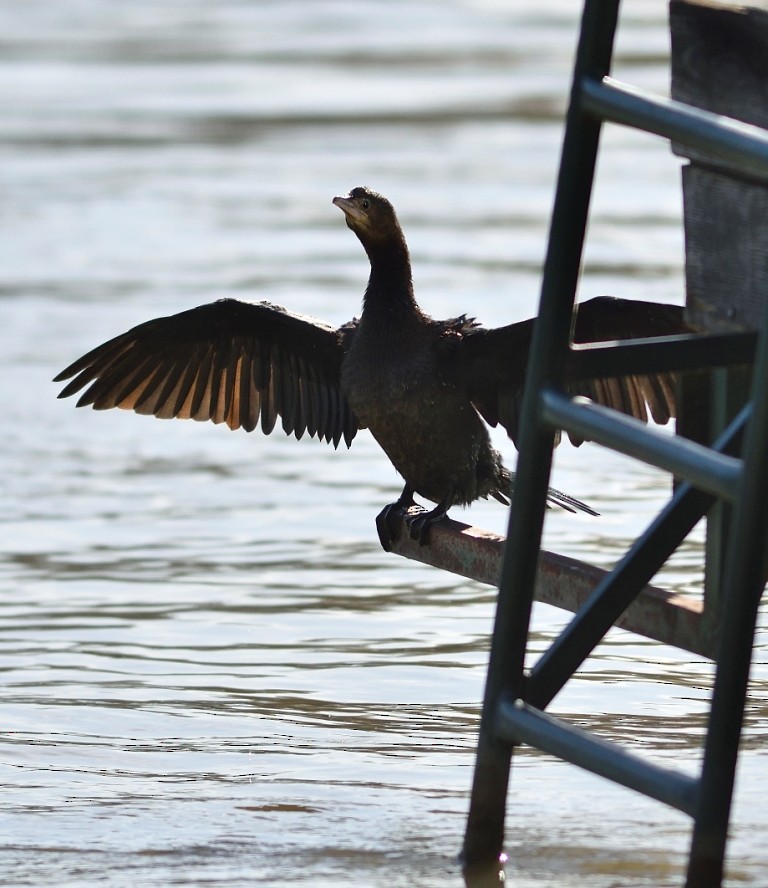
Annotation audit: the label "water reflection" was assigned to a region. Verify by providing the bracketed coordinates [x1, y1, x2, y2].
[463, 859, 506, 887]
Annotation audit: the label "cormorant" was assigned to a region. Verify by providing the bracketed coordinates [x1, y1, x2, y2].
[55, 186, 684, 550]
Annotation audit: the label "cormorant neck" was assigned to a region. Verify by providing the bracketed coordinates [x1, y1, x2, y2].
[361, 235, 418, 319]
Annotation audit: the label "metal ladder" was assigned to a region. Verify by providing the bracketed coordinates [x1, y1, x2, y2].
[461, 2, 768, 886]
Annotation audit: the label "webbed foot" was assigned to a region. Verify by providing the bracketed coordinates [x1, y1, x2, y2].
[405, 502, 449, 547]
[375, 487, 452, 550]
[375, 485, 415, 552]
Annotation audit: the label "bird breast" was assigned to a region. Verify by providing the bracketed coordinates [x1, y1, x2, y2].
[340, 333, 496, 505]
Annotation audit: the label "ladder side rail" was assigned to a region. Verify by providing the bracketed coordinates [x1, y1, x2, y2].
[686, 322, 768, 887]
[462, 0, 622, 866]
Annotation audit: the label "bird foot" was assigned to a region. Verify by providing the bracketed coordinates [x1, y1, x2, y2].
[376, 501, 415, 551]
[405, 505, 449, 546]
[376, 497, 449, 551]
[405, 510, 433, 546]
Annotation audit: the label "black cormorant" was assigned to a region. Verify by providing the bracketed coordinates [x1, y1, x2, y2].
[55, 187, 684, 549]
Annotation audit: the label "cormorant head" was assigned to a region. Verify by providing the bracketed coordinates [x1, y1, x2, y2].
[332, 187, 402, 247]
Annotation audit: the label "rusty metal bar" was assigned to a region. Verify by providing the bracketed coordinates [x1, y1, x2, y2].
[387, 509, 707, 656]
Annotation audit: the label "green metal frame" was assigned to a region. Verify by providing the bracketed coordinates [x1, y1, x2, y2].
[461, 2, 768, 886]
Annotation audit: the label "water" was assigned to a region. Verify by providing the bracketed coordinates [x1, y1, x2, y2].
[2, 1, 767, 885]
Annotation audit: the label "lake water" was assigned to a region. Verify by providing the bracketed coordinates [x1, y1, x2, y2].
[2, 1, 767, 885]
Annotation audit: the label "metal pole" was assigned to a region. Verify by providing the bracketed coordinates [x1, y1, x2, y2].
[462, 0, 622, 866]
[686, 327, 768, 887]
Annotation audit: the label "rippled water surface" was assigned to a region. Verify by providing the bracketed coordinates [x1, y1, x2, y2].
[3, 2, 768, 885]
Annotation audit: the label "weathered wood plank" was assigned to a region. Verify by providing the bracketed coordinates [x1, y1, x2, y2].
[672, 0, 768, 333]
[671, 0, 768, 619]
[681, 164, 768, 333]
[671, 0, 768, 171]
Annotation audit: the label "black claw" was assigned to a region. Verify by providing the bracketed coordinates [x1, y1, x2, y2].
[375, 485, 416, 551]
[405, 507, 447, 546]
[376, 502, 405, 552]
[406, 514, 431, 546]
[376, 487, 450, 550]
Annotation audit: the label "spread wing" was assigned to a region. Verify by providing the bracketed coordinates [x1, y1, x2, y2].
[54, 298, 359, 448]
[569, 296, 684, 442]
[456, 296, 686, 446]
[448, 315, 534, 445]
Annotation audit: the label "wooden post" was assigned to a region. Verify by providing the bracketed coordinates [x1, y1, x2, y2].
[670, 0, 768, 635]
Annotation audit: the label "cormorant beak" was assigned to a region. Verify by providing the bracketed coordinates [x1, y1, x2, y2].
[333, 195, 367, 225]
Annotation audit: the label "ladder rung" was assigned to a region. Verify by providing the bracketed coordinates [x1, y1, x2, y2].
[581, 76, 768, 183]
[496, 698, 700, 816]
[540, 389, 742, 501]
[567, 330, 757, 380]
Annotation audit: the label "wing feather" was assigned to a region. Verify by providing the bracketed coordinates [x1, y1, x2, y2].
[455, 296, 687, 445]
[55, 298, 359, 448]
[149, 360, 189, 419]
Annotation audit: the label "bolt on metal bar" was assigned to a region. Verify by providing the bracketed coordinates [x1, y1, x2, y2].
[496, 699, 700, 816]
[540, 389, 744, 500]
[581, 76, 768, 182]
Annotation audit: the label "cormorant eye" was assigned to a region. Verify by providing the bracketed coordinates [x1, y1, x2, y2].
[361, 199, 370, 210]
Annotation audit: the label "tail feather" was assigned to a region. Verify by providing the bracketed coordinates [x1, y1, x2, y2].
[498, 468, 599, 517]
[543, 484, 599, 516]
